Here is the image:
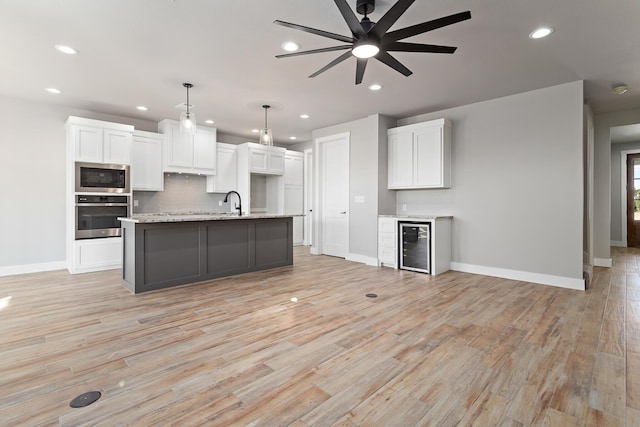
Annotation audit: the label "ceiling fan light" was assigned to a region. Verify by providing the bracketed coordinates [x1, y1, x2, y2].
[352, 42, 379, 59]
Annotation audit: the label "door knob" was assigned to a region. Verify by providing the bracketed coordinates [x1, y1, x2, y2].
[340, 211, 347, 214]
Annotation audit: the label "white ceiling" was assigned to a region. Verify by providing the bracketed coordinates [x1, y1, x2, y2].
[1, 0, 639, 144]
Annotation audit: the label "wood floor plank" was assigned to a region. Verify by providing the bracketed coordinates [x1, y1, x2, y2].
[628, 351, 640, 410]
[0, 247, 638, 425]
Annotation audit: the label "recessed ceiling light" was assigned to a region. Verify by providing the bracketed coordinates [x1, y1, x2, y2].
[136, 106, 148, 111]
[300, 114, 310, 119]
[368, 84, 382, 91]
[45, 87, 61, 94]
[529, 27, 553, 39]
[252, 129, 259, 133]
[205, 119, 214, 124]
[55, 44, 77, 55]
[281, 41, 300, 52]
[289, 136, 297, 140]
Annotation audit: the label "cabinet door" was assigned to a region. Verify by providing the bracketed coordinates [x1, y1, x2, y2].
[132, 135, 163, 191]
[284, 154, 303, 185]
[414, 127, 442, 187]
[268, 151, 285, 175]
[74, 125, 103, 163]
[388, 131, 414, 188]
[103, 129, 132, 165]
[166, 126, 193, 168]
[284, 185, 303, 214]
[214, 146, 237, 192]
[249, 148, 268, 173]
[193, 130, 216, 172]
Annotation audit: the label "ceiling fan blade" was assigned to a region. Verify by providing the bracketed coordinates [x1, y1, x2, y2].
[355, 58, 368, 85]
[371, 0, 415, 39]
[274, 20, 354, 43]
[276, 45, 351, 58]
[384, 42, 457, 54]
[375, 50, 412, 77]
[309, 51, 353, 78]
[333, 0, 367, 38]
[385, 11, 471, 42]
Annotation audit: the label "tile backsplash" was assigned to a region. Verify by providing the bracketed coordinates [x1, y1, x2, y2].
[133, 173, 230, 214]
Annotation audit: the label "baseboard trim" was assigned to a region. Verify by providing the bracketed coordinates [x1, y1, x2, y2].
[450, 262, 585, 291]
[346, 253, 379, 267]
[610, 240, 626, 248]
[594, 258, 613, 268]
[0, 261, 67, 277]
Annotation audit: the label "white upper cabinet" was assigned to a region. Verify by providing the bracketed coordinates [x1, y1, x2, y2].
[67, 117, 133, 164]
[242, 143, 285, 175]
[284, 151, 304, 186]
[206, 143, 238, 193]
[388, 118, 451, 189]
[158, 119, 217, 175]
[132, 130, 164, 191]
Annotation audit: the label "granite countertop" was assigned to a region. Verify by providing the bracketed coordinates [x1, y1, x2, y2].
[379, 214, 453, 219]
[119, 212, 300, 223]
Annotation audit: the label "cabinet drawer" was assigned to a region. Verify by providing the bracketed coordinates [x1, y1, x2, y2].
[378, 246, 397, 265]
[379, 217, 396, 233]
[379, 232, 396, 248]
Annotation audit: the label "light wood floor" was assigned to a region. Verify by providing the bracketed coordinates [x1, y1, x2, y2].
[1, 246, 639, 426]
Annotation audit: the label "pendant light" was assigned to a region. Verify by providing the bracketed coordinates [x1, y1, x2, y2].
[179, 83, 197, 134]
[259, 105, 273, 146]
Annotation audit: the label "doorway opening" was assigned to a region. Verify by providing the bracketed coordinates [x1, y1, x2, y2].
[627, 153, 640, 248]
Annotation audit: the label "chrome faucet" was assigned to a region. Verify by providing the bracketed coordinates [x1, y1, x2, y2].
[223, 191, 242, 216]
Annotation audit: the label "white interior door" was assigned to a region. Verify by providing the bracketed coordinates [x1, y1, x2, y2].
[319, 133, 349, 258]
[304, 149, 313, 246]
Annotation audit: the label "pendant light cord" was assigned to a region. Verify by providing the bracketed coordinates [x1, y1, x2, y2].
[263, 105, 270, 129]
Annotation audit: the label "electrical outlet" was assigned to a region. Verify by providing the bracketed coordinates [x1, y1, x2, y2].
[402, 204, 407, 211]
[133, 199, 139, 207]
[218, 200, 223, 206]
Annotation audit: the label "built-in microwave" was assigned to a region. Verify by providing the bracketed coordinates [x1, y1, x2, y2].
[75, 162, 130, 193]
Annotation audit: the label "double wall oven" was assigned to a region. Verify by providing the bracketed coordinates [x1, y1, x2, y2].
[74, 162, 130, 239]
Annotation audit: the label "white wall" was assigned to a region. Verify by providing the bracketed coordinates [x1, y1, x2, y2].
[0, 95, 157, 272]
[396, 81, 584, 287]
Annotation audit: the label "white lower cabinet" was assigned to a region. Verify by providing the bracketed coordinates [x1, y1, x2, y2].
[378, 216, 452, 275]
[378, 217, 398, 268]
[71, 238, 122, 274]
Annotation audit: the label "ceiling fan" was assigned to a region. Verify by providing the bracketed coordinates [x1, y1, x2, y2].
[274, 0, 471, 85]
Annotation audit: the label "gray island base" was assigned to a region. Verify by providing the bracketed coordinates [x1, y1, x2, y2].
[119, 214, 293, 293]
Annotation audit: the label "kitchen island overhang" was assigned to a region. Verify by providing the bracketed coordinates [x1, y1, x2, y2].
[118, 214, 294, 293]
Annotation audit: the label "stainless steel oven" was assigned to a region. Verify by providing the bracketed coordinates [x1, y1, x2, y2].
[75, 195, 129, 239]
[75, 162, 130, 193]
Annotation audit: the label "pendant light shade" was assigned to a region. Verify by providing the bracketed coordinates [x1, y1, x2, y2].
[259, 105, 273, 146]
[180, 83, 197, 134]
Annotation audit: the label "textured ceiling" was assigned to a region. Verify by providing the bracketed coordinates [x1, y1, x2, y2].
[1, 0, 639, 144]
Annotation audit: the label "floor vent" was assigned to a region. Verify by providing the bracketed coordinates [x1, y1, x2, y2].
[70, 391, 101, 408]
[365, 293, 378, 298]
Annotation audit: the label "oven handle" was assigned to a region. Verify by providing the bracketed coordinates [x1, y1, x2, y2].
[75, 203, 129, 207]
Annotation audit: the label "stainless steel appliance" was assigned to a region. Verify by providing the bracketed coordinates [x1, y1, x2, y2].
[399, 221, 431, 273]
[75, 162, 130, 193]
[75, 195, 129, 239]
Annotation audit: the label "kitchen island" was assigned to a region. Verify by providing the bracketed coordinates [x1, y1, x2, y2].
[118, 213, 293, 293]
